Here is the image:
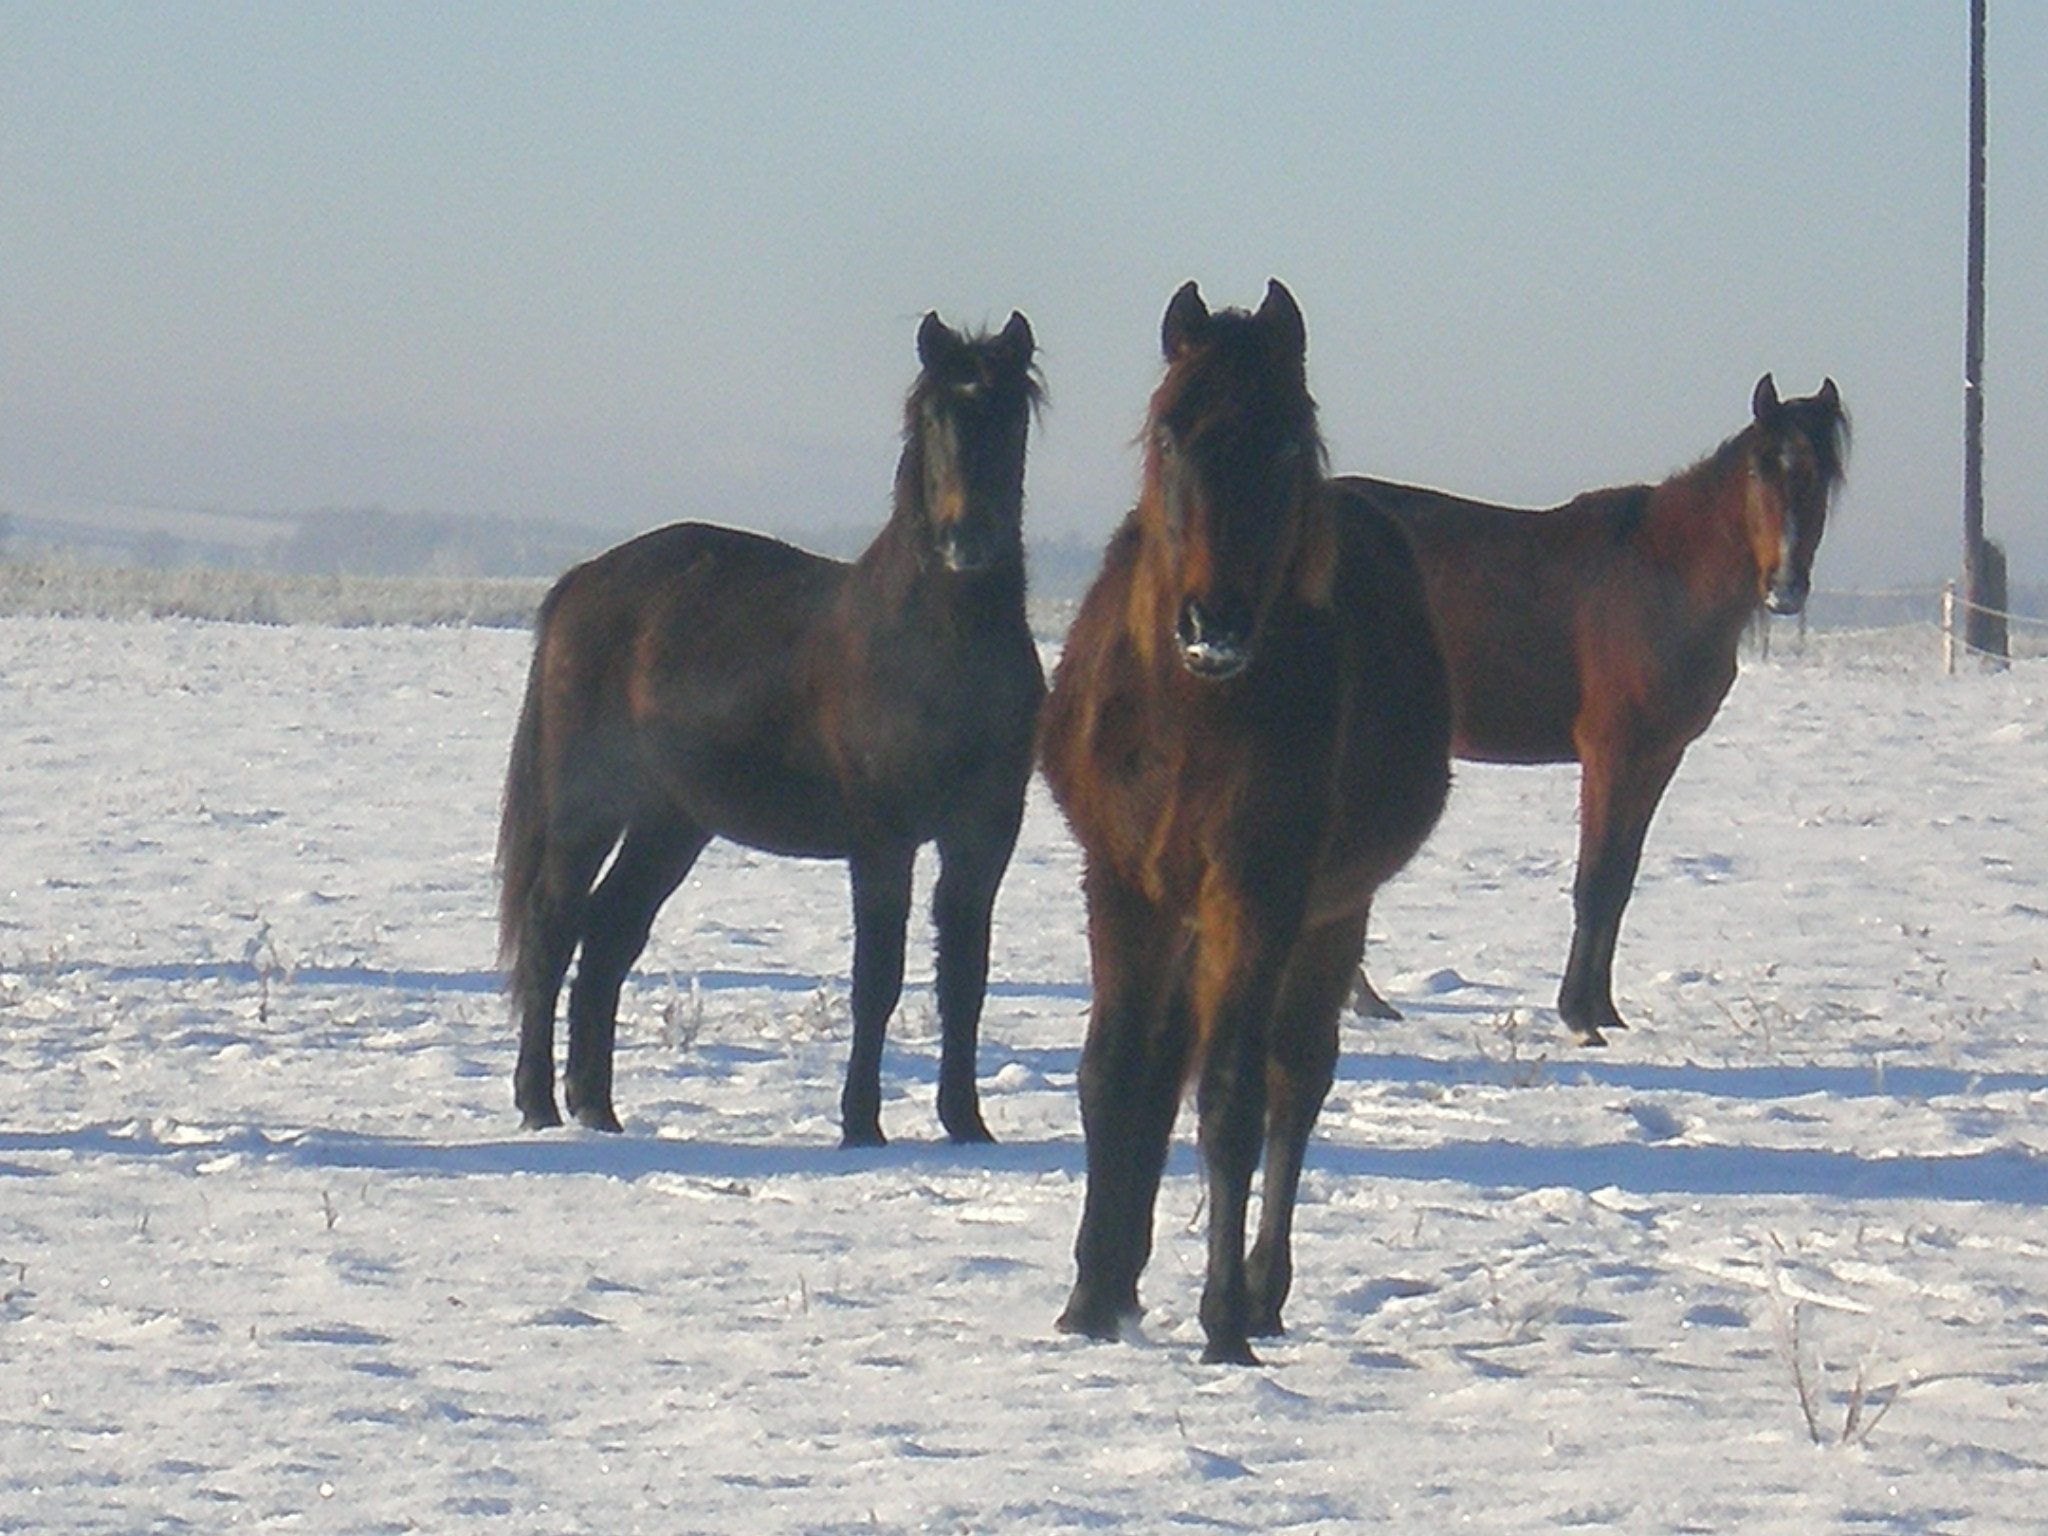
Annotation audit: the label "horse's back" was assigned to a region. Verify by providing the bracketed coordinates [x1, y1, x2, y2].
[552, 522, 838, 628]
[543, 519, 1040, 857]
[527, 524, 845, 831]
[555, 520, 843, 667]
[1328, 476, 1605, 764]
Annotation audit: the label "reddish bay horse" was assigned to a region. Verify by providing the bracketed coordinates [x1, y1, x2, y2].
[499, 311, 1044, 1146]
[1337, 374, 1849, 1043]
[1041, 281, 1452, 1364]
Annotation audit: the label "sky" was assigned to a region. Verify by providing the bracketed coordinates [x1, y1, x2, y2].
[2, 3, 2043, 591]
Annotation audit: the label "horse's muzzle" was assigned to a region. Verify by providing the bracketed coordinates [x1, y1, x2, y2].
[1764, 577, 1809, 616]
[1176, 596, 1252, 680]
[936, 526, 995, 575]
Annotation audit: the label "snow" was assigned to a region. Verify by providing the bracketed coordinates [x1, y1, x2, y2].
[3, 612, 2045, 1533]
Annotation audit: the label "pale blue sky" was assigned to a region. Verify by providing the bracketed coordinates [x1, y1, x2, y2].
[4, 3, 2043, 587]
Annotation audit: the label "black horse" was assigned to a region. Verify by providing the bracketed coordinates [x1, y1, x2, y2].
[499, 310, 1044, 1146]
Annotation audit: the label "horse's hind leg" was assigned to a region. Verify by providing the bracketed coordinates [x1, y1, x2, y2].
[512, 912, 578, 1130]
[1560, 744, 1684, 1044]
[930, 814, 1025, 1144]
[512, 821, 622, 1130]
[1348, 898, 1402, 1020]
[1246, 915, 1362, 1338]
[1350, 969, 1402, 1020]
[563, 815, 709, 1132]
[842, 845, 917, 1148]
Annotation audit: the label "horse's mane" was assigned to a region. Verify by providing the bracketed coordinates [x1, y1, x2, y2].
[1794, 392, 1853, 488]
[1147, 306, 1327, 473]
[1697, 388, 1852, 491]
[904, 325, 1045, 434]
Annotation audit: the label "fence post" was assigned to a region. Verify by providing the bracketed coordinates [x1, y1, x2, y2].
[1942, 581, 1956, 675]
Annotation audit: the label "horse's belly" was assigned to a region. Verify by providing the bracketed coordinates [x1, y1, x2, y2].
[653, 753, 856, 859]
[1452, 729, 1577, 766]
[1448, 686, 1579, 765]
[709, 813, 851, 862]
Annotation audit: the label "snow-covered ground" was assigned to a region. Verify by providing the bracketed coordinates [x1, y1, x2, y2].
[2, 612, 2044, 1534]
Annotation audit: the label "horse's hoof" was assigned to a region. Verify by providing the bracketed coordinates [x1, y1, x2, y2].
[1055, 1297, 1134, 1343]
[570, 1104, 624, 1133]
[1350, 973, 1403, 1021]
[840, 1124, 887, 1150]
[1247, 1312, 1285, 1340]
[1571, 1015, 1628, 1046]
[1200, 1336, 1262, 1367]
[944, 1118, 996, 1146]
[519, 1102, 563, 1131]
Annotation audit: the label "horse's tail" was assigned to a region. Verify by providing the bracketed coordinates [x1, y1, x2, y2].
[497, 580, 567, 988]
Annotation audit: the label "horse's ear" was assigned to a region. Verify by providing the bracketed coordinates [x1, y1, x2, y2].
[1257, 279, 1307, 364]
[1751, 373, 1780, 419]
[918, 311, 962, 370]
[1162, 281, 1209, 359]
[1818, 377, 1840, 412]
[998, 310, 1034, 367]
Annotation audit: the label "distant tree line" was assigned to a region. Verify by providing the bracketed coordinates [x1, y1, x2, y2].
[268, 508, 605, 578]
[1, 501, 1122, 596]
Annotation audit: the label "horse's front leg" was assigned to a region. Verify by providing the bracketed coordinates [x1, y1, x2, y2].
[1194, 1020, 1267, 1365]
[1190, 885, 1301, 1366]
[1560, 743, 1684, 1044]
[929, 821, 1019, 1144]
[1057, 868, 1192, 1343]
[1245, 914, 1362, 1338]
[842, 845, 916, 1148]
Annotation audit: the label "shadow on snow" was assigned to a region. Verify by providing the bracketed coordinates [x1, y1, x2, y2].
[25, 959, 2045, 1207]
[62, 959, 2042, 1106]
[4, 1124, 2043, 1208]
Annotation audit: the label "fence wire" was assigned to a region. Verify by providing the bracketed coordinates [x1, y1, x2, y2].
[1753, 584, 2048, 672]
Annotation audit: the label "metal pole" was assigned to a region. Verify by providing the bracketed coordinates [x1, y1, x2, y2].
[1962, 0, 1989, 649]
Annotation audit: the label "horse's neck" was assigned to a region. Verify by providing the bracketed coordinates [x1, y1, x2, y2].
[1640, 453, 1765, 621]
[850, 456, 1024, 617]
[853, 504, 938, 600]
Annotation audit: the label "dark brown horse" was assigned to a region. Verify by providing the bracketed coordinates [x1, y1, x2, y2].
[499, 310, 1044, 1146]
[1337, 375, 1848, 1043]
[1041, 281, 1452, 1364]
